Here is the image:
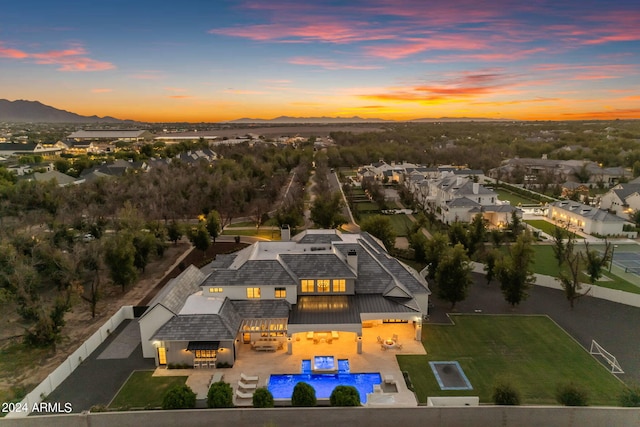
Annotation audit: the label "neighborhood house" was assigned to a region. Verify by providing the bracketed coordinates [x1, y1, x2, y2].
[139, 228, 431, 367]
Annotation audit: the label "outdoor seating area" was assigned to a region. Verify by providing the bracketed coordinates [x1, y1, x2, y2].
[251, 338, 283, 352]
[234, 372, 259, 403]
[193, 358, 217, 368]
[309, 331, 340, 344]
[378, 335, 403, 350]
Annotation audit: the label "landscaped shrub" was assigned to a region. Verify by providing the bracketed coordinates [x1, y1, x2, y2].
[291, 382, 316, 407]
[207, 381, 233, 408]
[619, 386, 640, 407]
[492, 381, 521, 405]
[162, 384, 196, 410]
[252, 387, 275, 408]
[556, 382, 588, 406]
[330, 385, 361, 406]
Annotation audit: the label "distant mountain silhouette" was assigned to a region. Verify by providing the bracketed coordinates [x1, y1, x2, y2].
[227, 115, 389, 124]
[0, 99, 126, 123]
[410, 117, 512, 122]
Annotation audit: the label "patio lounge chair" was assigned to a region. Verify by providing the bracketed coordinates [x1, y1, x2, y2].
[392, 334, 399, 341]
[236, 390, 253, 399]
[238, 380, 258, 390]
[241, 373, 258, 382]
[377, 336, 383, 344]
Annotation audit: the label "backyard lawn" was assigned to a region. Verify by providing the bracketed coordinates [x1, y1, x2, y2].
[397, 315, 625, 405]
[494, 188, 540, 206]
[525, 219, 578, 239]
[109, 371, 188, 409]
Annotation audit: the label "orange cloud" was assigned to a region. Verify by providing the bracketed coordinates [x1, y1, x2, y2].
[91, 88, 113, 93]
[365, 35, 489, 59]
[168, 95, 193, 99]
[288, 56, 381, 70]
[561, 109, 640, 120]
[0, 41, 114, 71]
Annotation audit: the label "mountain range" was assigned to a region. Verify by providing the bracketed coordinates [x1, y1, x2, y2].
[0, 99, 125, 123]
[0, 99, 509, 124]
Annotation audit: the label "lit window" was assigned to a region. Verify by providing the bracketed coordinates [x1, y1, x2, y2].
[332, 279, 346, 292]
[247, 287, 261, 298]
[301, 279, 314, 292]
[317, 279, 330, 293]
[275, 287, 287, 298]
[209, 287, 223, 293]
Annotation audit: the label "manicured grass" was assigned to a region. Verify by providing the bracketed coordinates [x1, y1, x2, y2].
[221, 229, 281, 240]
[388, 214, 414, 237]
[355, 201, 379, 211]
[397, 315, 625, 405]
[109, 371, 188, 409]
[525, 220, 578, 239]
[494, 188, 540, 206]
[530, 245, 640, 294]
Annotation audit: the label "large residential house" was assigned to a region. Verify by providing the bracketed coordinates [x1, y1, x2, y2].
[406, 172, 520, 226]
[548, 200, 632, 236]
[139, 228, 431, 368]
[599, 182, 640, 220]
[490, 158, 630, 188]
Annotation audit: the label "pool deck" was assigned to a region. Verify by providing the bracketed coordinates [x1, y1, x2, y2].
[153, 323, 424, 407]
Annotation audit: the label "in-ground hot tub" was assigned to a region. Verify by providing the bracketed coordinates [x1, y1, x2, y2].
[313, 355, 336, 372]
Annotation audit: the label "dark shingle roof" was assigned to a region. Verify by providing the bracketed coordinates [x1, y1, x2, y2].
[356, 294, 419, 313]
[145, 265, 206, 315]
[334, 243, 395, 293]
[280, 254, 356, 279]
[203, 260, 297, 287]
[152, 314, 237, 341]
[231, 300, 291, 318]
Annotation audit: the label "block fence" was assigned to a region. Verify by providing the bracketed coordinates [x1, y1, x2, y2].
[6, 305, 135, 419]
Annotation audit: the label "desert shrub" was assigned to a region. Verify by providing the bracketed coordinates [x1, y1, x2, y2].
[492, 381, 521, 405]
[162, 384, 196, 410]
[619, 386, 640, 407]
[556, 382, 588, 406]
[252, 387, 275, 408]
[207, 381, 233, 408]
[291, 382, 316, 407]
[330, 385, 361, 407]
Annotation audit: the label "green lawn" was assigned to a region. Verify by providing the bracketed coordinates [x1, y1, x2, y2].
[525, 220, 578, 239]
[388, 214, 414, 237]
[397, 315, 625, 405]
[494, 189, 540, 206]
[530, 245, 640, 294]
[109, 371, 188, 409]
[221, 229, 281, 240]
[355, 201, 379, 211]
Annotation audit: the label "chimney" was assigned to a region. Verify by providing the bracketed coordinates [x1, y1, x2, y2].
[347, 249, 358, 274]
[456, 177, 463, 186]
[473, 183, 479, 194]
[281, 224, 290, 242]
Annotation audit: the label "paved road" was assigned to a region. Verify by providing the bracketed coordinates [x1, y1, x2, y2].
[428, 272, 640, 384]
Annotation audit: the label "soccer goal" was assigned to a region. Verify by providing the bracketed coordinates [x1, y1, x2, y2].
[589, 340, 624, 374]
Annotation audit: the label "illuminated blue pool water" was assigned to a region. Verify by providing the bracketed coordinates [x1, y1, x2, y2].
[268, 373, 381, 403]
[301, 358, 350, 373]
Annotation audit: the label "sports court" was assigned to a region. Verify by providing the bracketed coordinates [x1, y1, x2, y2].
[608, 251, 640, 275]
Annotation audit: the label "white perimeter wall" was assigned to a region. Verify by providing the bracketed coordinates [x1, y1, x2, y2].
[6, 306, 135, 419]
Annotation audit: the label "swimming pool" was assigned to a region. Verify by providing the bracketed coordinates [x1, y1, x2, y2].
[268, 373, 381, 404]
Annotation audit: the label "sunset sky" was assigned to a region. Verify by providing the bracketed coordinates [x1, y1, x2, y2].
[1, 0, 639, 122]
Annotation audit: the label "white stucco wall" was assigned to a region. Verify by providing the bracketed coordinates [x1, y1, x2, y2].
[139, 305, 175, 358]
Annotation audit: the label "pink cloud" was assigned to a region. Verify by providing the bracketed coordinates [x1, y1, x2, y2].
[288, 56, 381, 70]
[0, 41, 114, 71]
[360, 71, 513, 103]
[130, 71, 164, 80]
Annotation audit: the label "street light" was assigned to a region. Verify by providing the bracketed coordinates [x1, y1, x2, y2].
[609, 244, 618, 272]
